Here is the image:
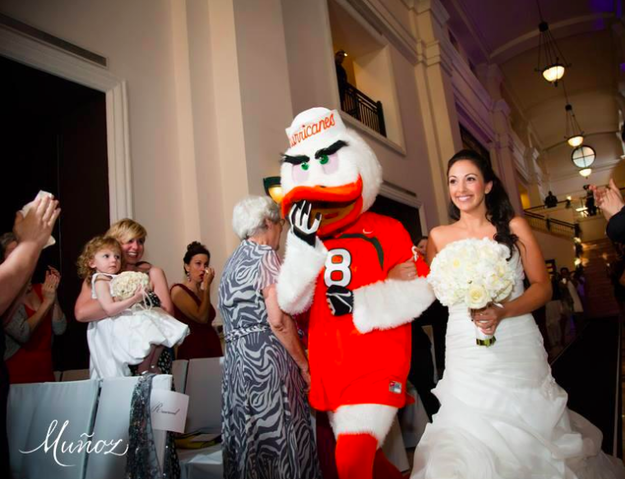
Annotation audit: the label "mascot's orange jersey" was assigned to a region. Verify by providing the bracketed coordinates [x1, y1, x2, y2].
[308, 211, 429, 411]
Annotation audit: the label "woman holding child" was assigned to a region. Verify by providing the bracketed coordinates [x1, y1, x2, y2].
[74, 218, 184, 377]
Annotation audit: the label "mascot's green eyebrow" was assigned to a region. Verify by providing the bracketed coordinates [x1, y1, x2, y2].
[282, 140, 348, 165]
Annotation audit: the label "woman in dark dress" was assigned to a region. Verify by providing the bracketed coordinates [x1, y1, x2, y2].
[219, 196, 320, 479]
[171, 241, 222, 359]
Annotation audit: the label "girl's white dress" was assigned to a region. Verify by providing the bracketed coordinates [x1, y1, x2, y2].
[87, 273, 189, 378]
[411, 239, 624, 479]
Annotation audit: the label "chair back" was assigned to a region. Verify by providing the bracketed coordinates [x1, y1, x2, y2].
[185, 357, 223, 433]
[9, 379, 100, 479]
[61, 369, 90, 381]
[171, 359, 189, 393]
[85, 375, 172, 479]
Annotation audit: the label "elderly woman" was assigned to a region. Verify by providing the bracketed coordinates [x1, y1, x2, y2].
[1, 233, 67, 384]
[219, 196, 320, 479]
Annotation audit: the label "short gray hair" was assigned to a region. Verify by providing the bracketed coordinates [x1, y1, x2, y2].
[232, 196, 280, 240]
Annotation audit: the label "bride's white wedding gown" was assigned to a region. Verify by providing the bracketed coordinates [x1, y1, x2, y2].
[411, 239, 624, 479]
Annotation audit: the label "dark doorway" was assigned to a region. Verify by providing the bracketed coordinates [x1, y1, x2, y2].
[369, 194, 423, 244]
[0, 55, 110, 371]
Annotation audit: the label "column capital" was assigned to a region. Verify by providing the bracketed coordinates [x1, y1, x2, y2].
[416, 0, 450, 27]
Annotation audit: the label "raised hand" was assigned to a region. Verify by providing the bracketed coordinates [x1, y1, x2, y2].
[202, 267, 215, 290]
[326, 285, 353, 316]
[288, 200, 321, 246]
[42, 270, 60, 302]
[13, 194, 60, 249]
[594, 179, 624, 220]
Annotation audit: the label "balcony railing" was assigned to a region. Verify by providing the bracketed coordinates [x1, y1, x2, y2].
[340, 81, 386, 137]
[525, 210, 579, 239]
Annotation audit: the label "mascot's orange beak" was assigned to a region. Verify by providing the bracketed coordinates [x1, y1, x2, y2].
[281, 177, 363, 237]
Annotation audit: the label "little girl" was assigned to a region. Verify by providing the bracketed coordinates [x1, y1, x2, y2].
[78, 235, 189, 378]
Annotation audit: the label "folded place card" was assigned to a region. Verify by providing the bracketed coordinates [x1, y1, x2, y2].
[150, 389, 189, 434]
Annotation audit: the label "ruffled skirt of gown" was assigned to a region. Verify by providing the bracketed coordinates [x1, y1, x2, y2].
[411, 304, 624, 479]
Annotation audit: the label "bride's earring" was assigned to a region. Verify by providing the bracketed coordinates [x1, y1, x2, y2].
[185, 270, 190, 280]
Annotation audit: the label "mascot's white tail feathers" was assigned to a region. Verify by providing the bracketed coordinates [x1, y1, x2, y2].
[352, 277, 436, 334]
[277, 232, 328, 315]
[329, 404, 397, 446]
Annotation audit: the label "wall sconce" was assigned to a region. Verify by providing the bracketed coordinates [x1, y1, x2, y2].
[263, 176, 283, 204]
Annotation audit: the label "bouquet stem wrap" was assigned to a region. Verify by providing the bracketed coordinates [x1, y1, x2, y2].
[428, 238, 514, 348]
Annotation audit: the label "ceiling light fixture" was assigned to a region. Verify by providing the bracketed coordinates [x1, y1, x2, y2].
[579, 168, 592, 178]
[534, 2, 569, 86]
[564, 103, 584, 147]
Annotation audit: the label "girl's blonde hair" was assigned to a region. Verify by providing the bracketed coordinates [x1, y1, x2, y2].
[77, 236, 124, 283]
[106, 218, 147, 244]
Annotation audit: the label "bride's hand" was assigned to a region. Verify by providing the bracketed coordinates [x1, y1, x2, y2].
[471, 304, 505, 335]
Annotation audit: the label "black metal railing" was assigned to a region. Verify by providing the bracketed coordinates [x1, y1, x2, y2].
[340, 81, 387, 137]
[524, 210, 579, 238]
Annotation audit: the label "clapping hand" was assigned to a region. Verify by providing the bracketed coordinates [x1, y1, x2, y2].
[42, 268, 61, 303]
[13, 194, 60, 249]
[591, 179, 624, 221]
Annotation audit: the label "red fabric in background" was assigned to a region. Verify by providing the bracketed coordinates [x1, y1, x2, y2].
[6, 284, 55, 384]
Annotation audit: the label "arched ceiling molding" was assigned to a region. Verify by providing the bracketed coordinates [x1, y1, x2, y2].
[490, 13, 616, 63]
[543, 130, 621, 152]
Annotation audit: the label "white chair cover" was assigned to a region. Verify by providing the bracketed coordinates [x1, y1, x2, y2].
[60, 369, 90, 382]
[184, 358, 223, 434]
[178, 446, 223, 479]
[10, 379, 100, 479]
[172, 360, 189, 393]
[7, 382, 43, 476]
[85, 375, 172, 479]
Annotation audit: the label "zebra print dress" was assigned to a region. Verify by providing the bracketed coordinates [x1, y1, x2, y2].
[218, 240, 321, 479]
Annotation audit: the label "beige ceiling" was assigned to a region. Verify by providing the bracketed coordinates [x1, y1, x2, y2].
[440, 0, 624, 194]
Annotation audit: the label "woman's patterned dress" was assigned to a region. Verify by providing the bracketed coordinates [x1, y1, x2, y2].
[218, 240, 321, 479]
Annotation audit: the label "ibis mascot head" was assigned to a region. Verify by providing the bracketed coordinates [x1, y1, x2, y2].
[280, 107, 382, 236]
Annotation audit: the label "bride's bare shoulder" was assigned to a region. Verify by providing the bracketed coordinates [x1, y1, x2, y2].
[429, 224, 460, 251]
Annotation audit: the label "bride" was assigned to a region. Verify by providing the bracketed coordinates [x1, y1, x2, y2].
[410, 149, 624, 479]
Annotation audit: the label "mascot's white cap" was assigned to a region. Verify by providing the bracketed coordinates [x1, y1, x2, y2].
[285, 108, 346, 154]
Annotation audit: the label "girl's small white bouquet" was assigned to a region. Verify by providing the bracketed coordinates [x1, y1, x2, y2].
[111, 271, 150, 300]
[428, 238, 515, 346]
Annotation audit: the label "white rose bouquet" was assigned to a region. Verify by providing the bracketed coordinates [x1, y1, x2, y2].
[428, 238, 515, 346]
[111, 271, 151, 300]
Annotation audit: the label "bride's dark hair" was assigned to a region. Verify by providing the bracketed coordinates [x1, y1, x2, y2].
[447, 149, 518, 255]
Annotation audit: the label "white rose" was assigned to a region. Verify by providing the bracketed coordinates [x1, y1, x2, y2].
[465, 284, 489, 310]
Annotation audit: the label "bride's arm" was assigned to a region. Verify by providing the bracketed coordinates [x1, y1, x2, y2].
[426, 228, 442, 265]
[471, 218, 551, 333]
[504, 217, 552, 317]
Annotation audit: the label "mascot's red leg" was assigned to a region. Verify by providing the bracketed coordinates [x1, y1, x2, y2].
[335, 433, 377, 479]
[373, 448, 405, 479]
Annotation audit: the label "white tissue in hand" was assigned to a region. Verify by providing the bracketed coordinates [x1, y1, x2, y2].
[21, 190, 56, 248]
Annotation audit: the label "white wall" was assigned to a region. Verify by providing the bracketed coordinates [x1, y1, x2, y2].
[533, 229, 577, 271]
[1, 0, 187, 280]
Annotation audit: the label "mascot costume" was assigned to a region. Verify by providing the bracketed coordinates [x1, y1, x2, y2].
[277, 107, 435, 479]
